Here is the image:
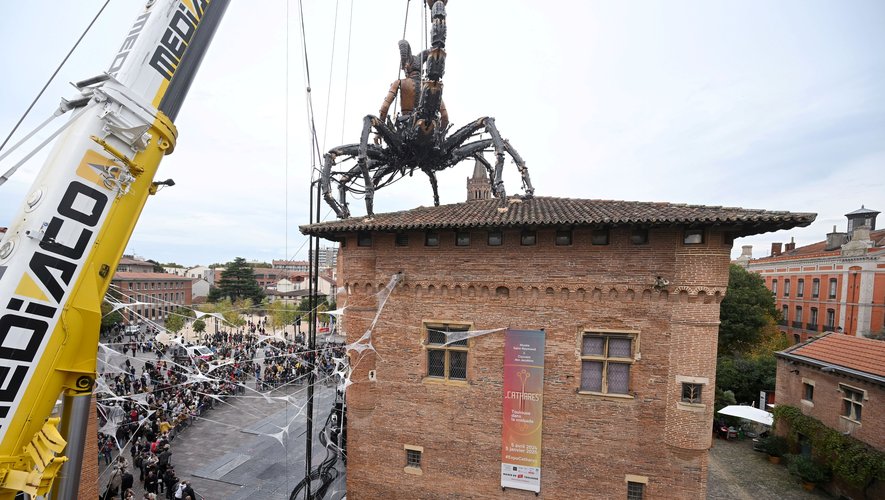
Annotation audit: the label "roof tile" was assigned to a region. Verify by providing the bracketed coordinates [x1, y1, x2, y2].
[785, 333, 885, 377]
[301, 196, 815, 236]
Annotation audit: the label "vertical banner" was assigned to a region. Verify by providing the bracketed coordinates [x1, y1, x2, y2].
[501, 329, 545, 493]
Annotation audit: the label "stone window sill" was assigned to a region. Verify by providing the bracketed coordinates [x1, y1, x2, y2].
[422, 377, 468, 387]
[677, 401, 706, 413]
[577, 390, 635, 401]
[404, 466, 423, 476]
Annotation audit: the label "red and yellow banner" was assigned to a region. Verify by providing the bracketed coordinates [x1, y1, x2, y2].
[501, 329, 545, 493]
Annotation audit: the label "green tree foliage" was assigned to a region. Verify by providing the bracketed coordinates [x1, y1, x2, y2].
[715, 265, 785, 411]
[100, 301, 123, 331]
[211, 257, 265, 304]
[193, 319, 206, 334]
[164, 307, 194, 334]
[715, 355, 776, 406]
[268, 301, 297, 331]
[100, 288, 124, 331]
[147, 259, 165, 273]
[718, 264, 778, 356]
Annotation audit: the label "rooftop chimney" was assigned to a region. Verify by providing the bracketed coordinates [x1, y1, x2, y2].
[771, 242, 782, 257]
[784, 237, 796, 252]
[733, 245, 753, 268]
[826, 225, 848, 251]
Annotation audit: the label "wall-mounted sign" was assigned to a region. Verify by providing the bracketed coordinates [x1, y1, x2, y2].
[501, 329, 545, 493]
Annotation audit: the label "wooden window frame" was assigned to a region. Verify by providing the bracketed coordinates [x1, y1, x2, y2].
[579, 331, 637, 398]
[424, 322, 471, 384]
[840, 384, 864, 423]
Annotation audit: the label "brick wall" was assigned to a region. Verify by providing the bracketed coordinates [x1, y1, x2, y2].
[79, 396, 100, 499]
[337, 226, 732, 499]
[775, 359, 883, 450]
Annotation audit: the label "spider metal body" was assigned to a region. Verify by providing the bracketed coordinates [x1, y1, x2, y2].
[320, 0, 534, 219]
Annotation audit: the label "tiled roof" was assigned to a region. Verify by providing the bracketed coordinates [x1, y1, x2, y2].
[119, 256, 153, 266]
[780, 333, 885, 379]
[300, 196, 815, 236]
[112, 272, 194, 281]
[754, 228, 885, 262]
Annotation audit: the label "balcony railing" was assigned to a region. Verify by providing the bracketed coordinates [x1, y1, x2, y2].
[806, 323, 819, 332]
[778, 320, 788, 327]
[792, 321, 804, 328]
[823, 325, 835, 332]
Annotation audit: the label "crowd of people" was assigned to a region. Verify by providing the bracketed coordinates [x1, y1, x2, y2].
[97, 318, 345, 500]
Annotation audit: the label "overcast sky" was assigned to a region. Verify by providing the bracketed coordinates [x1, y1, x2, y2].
[1, 0, 883, 266]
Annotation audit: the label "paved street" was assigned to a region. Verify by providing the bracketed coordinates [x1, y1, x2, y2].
[98, 334, 346, 499]
[707, 438, 831, 499]
[100, 379, 345, 499]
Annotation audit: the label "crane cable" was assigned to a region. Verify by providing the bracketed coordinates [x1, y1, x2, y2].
[340, 0, 354, 144]
[320, 0, 340, 153]
[0, 0, 111, 154]
[297, 0, 324, 179]
[392, 0, 412, 119]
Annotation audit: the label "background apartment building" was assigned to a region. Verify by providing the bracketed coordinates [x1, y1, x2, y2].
[737, 206, 884, 343]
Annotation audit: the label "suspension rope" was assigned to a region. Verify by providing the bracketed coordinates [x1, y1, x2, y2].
[401, 0, 412, 39]
[340, 0, 354, 144]
[285, 0, 290, 283]
[0, 0, 110, 154]
[320, 0, 340, 153]
[297, 0, 324, 175]
[392, 0, 413, 117]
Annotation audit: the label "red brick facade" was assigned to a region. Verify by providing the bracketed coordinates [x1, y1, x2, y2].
[335, 226, 732, 499]
[739, 209, 884, 343]
[111, 272, 193, 324]
[775, 334, 885, 451]
[775, 334, 885, 498]
[775, 359, 884, 451]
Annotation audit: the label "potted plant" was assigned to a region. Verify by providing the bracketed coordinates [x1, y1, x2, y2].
[758, 436, 788, 464]
[787, 454, 830, 491]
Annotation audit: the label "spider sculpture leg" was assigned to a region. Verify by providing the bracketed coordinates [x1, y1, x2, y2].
[423, 169, 441, 206]
[446, 116, 534, 199]
[502, 139, 534, 197]
[321, 146, 361, 219]
[357, 115, 401, 216]
[321, 141, 390, 219]
[482, 117, 509, 198]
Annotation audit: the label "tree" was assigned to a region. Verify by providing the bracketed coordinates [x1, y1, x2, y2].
[147, 259, 165, 273]
[715, 355, 776, 406]
[193, 319, 206, 334]
[211, 257, 265, 304]
[268, 301, 297, 332]
[718, 265, 778, 356]
[164, 307, 194, 334]
[715, 265, 783, 411]
[100, 301, 123, 331]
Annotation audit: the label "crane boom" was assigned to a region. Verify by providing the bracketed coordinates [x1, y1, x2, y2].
[0, 0, 228, 496]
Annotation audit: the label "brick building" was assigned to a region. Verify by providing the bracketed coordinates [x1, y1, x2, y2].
[302, 196, 812, 499]
[736, 206, 884, 343]
[111, 256, 194, 324]
[775, 333, 884, 450]
[775, 333, 885, 498]
[273, 259, 310, 272]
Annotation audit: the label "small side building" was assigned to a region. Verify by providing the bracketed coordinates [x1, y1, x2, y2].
[302, 197, 813, 499]
[774, 333, 885, 498]
[775, 333, 884, 450]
